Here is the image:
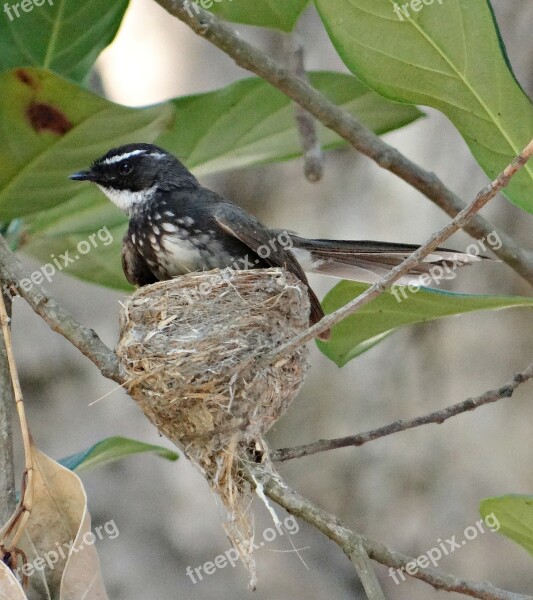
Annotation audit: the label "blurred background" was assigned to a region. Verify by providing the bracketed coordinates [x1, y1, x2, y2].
[11, 0, 533, 597]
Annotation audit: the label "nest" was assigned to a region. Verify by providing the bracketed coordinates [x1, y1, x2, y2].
[116, 268, 310, 587]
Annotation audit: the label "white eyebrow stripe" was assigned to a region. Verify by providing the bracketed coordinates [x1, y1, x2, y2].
[102, 149, 146, 165]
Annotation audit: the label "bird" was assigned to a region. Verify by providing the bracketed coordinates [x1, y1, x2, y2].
[70, 143, 480, 339]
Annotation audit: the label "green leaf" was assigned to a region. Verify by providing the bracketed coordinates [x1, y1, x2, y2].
[159, 71, 423, 176]
[0, 0, 129, 82]
[317, 282, 533, 366]
[208, 0, 309, 31]
[0, 68, 174, 220]
[480, 495, 533, 558]
[17, 70, 421, 290]
[314, 0, 533, 213]
[59, 436, 179, 473]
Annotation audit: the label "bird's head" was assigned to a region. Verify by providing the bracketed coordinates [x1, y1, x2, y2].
[69, 143, 198, 214]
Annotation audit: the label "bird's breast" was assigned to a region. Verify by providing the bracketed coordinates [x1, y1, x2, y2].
[130, 211, 238, 279]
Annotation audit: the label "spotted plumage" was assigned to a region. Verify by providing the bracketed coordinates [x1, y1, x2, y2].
[70, 143, 485, 339]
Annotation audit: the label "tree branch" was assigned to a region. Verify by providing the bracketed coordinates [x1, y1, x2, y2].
[285, 31, 324, 183]
[0, 236, 122, 384]
[154, 0, 533, 287]
[261, 138, 533, 359]
[245, 463, 531, 600]
[273, 361, 533, 461]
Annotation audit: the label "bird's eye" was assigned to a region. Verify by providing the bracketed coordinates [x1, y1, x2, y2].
[119, 162, 133, 176]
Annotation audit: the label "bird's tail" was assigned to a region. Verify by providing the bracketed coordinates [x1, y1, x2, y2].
[290, 236, 487, 286]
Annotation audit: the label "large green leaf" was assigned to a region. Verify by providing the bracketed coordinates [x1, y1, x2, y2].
[317, 282, 533, 366]
[159, 71, 423, 175]
[480, 496, 533, 558]
[16, 70, 421, 290]
[314, 0, 533, 213]
[59, 436, 179, 473]
[0, 68, 174, 220]
[0, 0, 129, 82]
[208, 0, 309, 31]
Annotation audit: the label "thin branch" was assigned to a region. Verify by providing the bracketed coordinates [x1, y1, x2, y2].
[0, 292, 34, 553]
[154, 0, 533, 287]
[273, 361, 533, 461]
[349, 540, 386, 600]
[0, 291, 15, 525]
[285, 32, 324, 182]
[0, 235, 122, 383]
[261, 138, 533, 360]
[245, 462, 532, 600]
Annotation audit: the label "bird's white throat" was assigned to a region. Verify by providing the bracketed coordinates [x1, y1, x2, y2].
[97, 184, 157, 215]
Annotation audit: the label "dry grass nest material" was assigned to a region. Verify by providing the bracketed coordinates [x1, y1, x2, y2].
[116, 268, 311, 587]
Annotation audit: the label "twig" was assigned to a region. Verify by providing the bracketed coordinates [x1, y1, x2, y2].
[261, 138, 533, 359]
[0, 292, 34, 553]
[285, 32, 324, 182]
[349, 539, 386, 600]
[154, 0, 533, 287]
[0, 291, 15, 524]
[273, 361, 533, 461]
[245, 462, 532, 600]
[0, 235, 122, 383]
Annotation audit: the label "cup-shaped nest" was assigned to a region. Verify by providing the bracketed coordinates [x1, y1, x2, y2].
[116, 268, 311, 587]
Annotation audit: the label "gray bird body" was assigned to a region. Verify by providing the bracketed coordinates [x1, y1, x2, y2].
[70, 143, 482, 337]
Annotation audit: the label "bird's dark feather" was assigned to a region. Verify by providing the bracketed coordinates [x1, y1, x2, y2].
[212, 204, 328, 339]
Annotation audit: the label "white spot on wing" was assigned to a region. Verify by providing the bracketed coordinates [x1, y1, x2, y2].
[177, 216, 194, 227]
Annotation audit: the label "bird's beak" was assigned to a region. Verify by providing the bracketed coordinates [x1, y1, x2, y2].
[69, 170, 93, 182]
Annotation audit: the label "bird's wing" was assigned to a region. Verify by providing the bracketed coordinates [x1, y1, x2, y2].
[121, 233, 158, 287]
[212, 204, 327, 336]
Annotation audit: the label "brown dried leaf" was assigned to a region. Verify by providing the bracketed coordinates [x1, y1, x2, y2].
[3, 447, 109, 600]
